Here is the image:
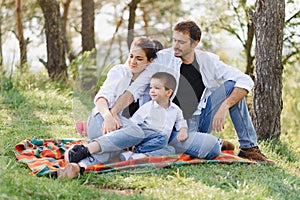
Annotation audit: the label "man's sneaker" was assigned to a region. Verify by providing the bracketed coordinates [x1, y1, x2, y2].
[238, 146, 275, 164]
[221, 140, 235, 151]
[65, 145, 93, 163]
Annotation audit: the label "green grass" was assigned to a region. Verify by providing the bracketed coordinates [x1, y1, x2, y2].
[1, 72, 300, 200]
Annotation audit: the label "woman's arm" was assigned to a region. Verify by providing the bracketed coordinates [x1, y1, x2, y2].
[95, 97, 121, 133]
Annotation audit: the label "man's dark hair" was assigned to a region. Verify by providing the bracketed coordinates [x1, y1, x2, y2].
[174, 20, 201, 44]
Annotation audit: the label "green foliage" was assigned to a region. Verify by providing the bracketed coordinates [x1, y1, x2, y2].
[69, 50, 95, 80]
[0, 76, 13, 91]
[1, 70, 300, 199]
[281, 62, 300, 156]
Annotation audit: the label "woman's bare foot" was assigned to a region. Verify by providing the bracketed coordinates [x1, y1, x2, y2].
[57, 163, 80, 179]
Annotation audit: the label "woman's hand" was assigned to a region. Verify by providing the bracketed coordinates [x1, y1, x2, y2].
[102, 112, 120, 134]
[177, 128, 188, 142]
[111, 112, 122, 129]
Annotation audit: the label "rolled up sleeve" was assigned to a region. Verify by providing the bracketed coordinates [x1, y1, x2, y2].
[216, 61, 254, 92]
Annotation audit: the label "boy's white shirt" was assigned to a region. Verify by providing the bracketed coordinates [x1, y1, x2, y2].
[127, 48, 254, 115]
[130, 100, 188, 140]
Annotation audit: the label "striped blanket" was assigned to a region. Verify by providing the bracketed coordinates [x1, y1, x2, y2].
[13, 138, 256, 177]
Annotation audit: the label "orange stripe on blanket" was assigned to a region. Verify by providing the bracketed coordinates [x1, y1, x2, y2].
[13, 138, 257, 177]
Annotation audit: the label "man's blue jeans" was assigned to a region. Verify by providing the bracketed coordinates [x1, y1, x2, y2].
[169, 80, 258, 159]
[198, 80, 258, 148]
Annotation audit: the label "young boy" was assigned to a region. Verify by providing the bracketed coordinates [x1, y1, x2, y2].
[120, 72, 188, 160]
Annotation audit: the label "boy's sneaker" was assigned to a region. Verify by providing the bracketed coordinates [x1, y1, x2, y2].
[65, 144, 93, 163]
[237, 146, 275, 164]
[221, 140, 235, 151]
[129, 153, 146, 160]
[120, 151, 133, 161]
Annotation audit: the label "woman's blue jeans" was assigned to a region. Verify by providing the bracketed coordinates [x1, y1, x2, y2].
[81, 112, 145, 166]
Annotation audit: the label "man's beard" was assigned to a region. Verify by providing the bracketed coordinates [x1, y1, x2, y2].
[174, 48, 182, 58]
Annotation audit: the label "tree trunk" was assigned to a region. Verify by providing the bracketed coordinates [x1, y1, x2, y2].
[0, 4, 3, 69]
[245, 22, 255, 79]
[127, 0, 140, 49]
[142, 8, 150, 37]
[38, 0, 67, 80]
[250, 0, 285, 141]
[80, 0, 97, 92]
[81, 0, 95, 54]
[16, 0, 28, 68]
[61, 0, 76, 62]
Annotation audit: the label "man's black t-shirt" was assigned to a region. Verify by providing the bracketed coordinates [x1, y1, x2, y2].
[173, 58, 205, 119]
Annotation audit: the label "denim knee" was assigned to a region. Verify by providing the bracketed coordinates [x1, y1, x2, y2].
[223, 80, 236, 96]
[205, 141, 221, 159]
[87, 113, 104, 140]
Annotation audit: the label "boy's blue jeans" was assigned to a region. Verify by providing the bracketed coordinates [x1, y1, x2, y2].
[134, 124, 168, 154]
[83, 113, 174, 166]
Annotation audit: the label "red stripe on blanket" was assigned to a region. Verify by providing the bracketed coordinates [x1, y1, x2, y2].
[13, 138, 256, 176]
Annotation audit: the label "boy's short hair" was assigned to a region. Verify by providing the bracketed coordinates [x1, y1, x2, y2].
[151, 72, 176, 91]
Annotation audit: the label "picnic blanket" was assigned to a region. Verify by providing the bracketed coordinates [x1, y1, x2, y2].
[13, 137, 256, 177]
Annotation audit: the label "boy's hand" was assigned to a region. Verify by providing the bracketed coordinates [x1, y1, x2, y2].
[177, 128, 188, 142]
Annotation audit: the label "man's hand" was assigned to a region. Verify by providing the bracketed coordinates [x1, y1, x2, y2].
[177, 127, 188, 142]
[212, 102, 229, 132]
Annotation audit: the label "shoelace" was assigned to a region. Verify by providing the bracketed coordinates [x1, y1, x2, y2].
[88, 155, 95, 162]
[255, 148, 267, 158]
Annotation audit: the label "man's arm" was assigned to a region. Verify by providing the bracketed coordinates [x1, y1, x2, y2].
[110, 64, 160, 122]
[212, 87, 248, 132]
[109, 91, 134, 124]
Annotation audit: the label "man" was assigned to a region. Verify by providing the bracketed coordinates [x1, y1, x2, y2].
[108, 20, 274, 163]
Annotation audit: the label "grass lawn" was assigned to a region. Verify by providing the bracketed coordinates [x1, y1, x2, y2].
[1, 73, 299, 200]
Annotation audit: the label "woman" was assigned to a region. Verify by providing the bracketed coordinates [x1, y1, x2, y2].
[58, 38, 172, 178]
[87, 38, 161, 139]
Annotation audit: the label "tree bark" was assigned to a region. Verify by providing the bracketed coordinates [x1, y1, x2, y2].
[245, 22, 255, 79]
[127, 0, 140, 49]
[80, 0, 97, 92]
[81, 0, 95, 54]
[16, 0, 28, 68]
[250, 0, 285, 140]
[38, 0, 67, 80]
[0, 3, 3, 69]
[61, 0, 76, 62]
